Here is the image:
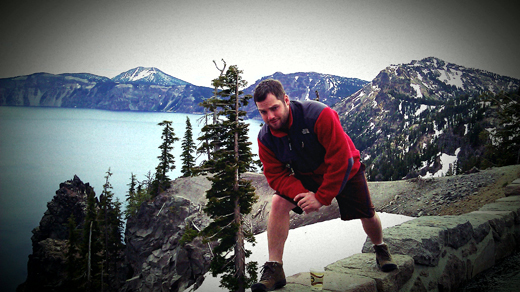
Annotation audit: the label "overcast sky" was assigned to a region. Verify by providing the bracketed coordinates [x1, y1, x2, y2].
[1, 0, 518, 87]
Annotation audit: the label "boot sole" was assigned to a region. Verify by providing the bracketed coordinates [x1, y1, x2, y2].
[379, 262, 398, 272]
[251, 279, 287, 291]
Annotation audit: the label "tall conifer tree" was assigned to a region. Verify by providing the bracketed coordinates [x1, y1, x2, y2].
[125, 173, 150, 219]
[197, 59, 227, 171]
[65, 214, 80, 290]
[181, 116, 196, 177]
[152, 120, 179, 196]
[81, 187, 102, 291]
[486, 90, 520, 165]
[199, 64, 258, 291]
[98, 168, 125, 291]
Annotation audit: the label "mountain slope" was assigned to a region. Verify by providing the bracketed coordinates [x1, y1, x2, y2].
[243, 71, 368, 118]
[333, 57, 520, 181]
[0, 70, 210, 113]
[0, 59, 518, 175]
[0, 69, 367, 116]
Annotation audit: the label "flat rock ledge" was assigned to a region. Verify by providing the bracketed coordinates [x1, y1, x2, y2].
[280, 177, 520, 291]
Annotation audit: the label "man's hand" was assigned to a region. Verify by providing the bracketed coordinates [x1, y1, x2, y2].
[294, 191, 323, 214]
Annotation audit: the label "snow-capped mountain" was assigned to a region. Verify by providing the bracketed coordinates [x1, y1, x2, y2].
[1, 58, 518, 181]
[246, 71, 367, 104]
[333, 57, 520, 180]
[0, 69, 209, 113]
[243, 71, 368, 118]
[112, 67, 188, 86]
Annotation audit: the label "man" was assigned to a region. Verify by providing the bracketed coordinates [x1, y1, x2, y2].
[251, 79, 397, 292]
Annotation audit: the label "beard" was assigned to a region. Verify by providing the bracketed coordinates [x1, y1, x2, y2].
[267, 105, 290, 131]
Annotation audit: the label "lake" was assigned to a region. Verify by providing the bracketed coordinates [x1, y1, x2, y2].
[0, 106, 263, 292]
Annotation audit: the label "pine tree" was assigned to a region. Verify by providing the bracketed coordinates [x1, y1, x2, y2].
[106, 196, 124, 291]
[151, 120, 179, 196]
[97, 169, 125, 292]
[65, 214, 81, 290]
[81, 187, 102, 292]
[181, 116, 197, 177]
[125, 173, 150, 219]
[199, 64, 258, 292]
[196, 59, 227, 172]
[125, 173, 137, 219]
[486, 90, 520, 165]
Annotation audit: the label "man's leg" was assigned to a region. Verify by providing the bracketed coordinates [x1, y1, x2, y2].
[267, 194, 296, 262]
[251, 195, 295, 291]
[360, 212, 397, 272]
[360, 212, 383, 245]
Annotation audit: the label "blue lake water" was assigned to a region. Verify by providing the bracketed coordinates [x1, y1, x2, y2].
[0, 106, 262, 291]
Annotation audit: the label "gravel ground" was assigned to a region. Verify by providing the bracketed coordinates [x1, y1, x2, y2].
[373, 164, 520, 291]
[376, 164, 520, 217]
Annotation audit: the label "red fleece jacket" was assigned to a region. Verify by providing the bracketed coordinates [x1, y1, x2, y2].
[258, 106, 361, 206]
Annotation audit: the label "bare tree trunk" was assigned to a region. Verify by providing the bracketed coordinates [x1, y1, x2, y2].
[87, 221, 93, 292]
[211, 59, 227, 154]
[104, 195, 109, 286]
[234, 76, 246, 292]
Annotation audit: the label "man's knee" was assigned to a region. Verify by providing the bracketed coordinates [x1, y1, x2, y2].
[271, 195, 296, 214]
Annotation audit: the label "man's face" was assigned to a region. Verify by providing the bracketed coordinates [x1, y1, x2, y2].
[256, 93, 291, 131]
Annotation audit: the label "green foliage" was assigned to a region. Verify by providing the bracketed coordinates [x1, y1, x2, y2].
[68, 169, 125, 292]
[125, 173, 151, 219]
[151, 120, 179, 196]
[64, 214, 82, 290]
[97, 169, 125, 291]
[179, 223, 199, 246]
[361, 89, 519, 181]
[198, 64, 258, 292]
[482, 90, 520, 165]
[181, 116, 197, 177]
[196, 96, 225, 172]
[80, 187, 103, 291]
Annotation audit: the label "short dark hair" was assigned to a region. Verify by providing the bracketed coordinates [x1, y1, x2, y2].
[253, 79, 286, 103]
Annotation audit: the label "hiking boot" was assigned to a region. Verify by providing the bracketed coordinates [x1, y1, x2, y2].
[251, 262, 286, 292]
[374, 243, 397, 272]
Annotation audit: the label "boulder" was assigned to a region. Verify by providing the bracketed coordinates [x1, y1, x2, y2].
[362, 223, 445, 267]
[326, 253, 414, 291]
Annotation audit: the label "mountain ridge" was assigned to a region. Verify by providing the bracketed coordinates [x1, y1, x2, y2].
[1, 57, 518, 115]
[333, 57, 520, 180]
[1, 57, 518, 179]
[0, 67, 369, 114]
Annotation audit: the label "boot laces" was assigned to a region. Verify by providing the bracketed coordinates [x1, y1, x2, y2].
[376, 245, 391, 260]
[259, 263, 276, 281]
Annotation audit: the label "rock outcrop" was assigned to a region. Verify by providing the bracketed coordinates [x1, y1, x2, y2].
[121, 172, 343, 292]
[123, 191, 213, 292]
[17, 175, 91, 292]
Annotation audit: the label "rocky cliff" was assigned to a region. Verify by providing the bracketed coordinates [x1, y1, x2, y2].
[20, 165, 520, 291]
[17, 175, 91, 292]
[121, 172, 342, 292]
